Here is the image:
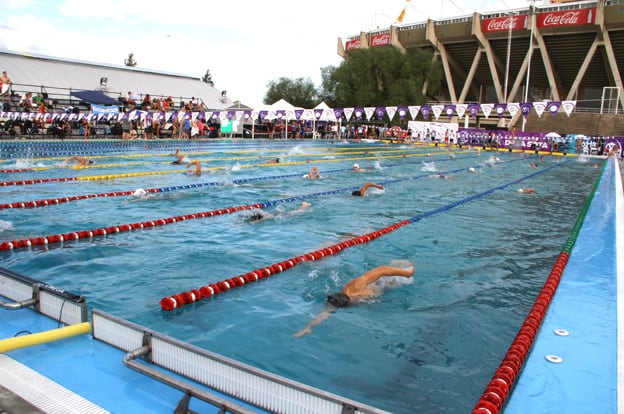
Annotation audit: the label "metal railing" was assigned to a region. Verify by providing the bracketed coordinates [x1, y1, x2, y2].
[92, 309, 389, 414]
[0, 267, 87, 325]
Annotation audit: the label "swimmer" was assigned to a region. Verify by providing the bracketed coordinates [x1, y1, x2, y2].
[247, 202, 311, 223]
[266, 158, 280, 164]
[307, 166, 320, 179]
[172, 154, 187, 165]
[186, 160, 201, 176]
[64, 155, 93, 166]
[353, 163, 361, 172]
[294, 262, 414, 338]
[351, 182, 384, 197]
[517, 188, 536, 194]
[132, 188, 147, 197]
[530, 163, 538, 168]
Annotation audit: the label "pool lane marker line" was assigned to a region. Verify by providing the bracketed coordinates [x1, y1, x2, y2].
[473, 158, 608, 414]
[0, 152, 485, 210]
[159, 159, 570, 311]
[0, 148, 456, 186]
[0, 157, 541, 252]
[1, 146, 451, 173]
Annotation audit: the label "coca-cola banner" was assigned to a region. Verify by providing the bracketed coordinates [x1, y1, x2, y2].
[345, 39, 360, 51]
[482, 14, 528, 33]
[370, 33, 390, 47]
[537, 8, 595, 28]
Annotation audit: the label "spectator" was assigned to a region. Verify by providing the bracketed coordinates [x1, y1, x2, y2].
[1, 71, 11, 107]
[19, 92, 36, 112]
[81, 119, 93, 139]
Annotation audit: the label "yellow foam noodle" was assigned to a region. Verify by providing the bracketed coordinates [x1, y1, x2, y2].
[0, 322, 91, 353]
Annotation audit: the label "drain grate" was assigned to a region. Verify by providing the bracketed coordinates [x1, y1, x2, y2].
[0, 355, 109, 414]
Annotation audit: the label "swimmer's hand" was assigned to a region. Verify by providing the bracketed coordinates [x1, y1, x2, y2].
[293, 327, 311, 338]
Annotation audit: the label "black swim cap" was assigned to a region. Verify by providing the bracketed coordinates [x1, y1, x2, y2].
[351, 190, 362, 197]
[327, 292, 351, 307]
[249, 213, 265, 222]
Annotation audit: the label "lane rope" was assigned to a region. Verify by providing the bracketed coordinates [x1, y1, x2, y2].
[0, 153, 483, 209]
[472, 158, 607, 414]
[158, 160, 570, 311]
[0, 157, 535, 251]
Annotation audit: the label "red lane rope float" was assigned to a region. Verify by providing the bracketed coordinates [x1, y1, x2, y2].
[471, 252, 569, 414]
[472, 159, 607, 414]
[0, 176, 79, 187]
[0, 168, 30, 173]
[0, 203, 264, 251]
[158, 220, 412, 311]
[0, 189, 152, 210]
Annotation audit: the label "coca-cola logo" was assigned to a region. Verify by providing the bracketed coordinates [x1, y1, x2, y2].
[542, 11, 580, 26]
[537, 8, 594, 27]
[371, 33, 390, 46]
[485, 17, 517, 32]
[346, 39, 360, 50]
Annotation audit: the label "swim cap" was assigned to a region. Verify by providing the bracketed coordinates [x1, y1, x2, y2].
[133, 188, 147, 197]
[327, 292, 351, 307]
[353, 163, 359, 169]
[468, 167, 476, 172]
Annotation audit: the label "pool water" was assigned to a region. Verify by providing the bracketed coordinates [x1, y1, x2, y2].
[0, 140, 604, 413]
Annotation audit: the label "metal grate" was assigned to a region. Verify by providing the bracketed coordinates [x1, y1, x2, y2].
[0, 354, 109, 414]
[93, 310, 388, 414]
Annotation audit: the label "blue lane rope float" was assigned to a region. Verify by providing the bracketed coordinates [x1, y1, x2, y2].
[159, 160, 570, 310]
[0, 152, 489, 208]
[0, 157, 554, 252]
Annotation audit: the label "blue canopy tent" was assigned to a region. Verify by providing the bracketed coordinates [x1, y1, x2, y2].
[70, 90, 120, 106]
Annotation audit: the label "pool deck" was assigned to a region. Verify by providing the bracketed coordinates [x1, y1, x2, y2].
[0, 154, 622, 413]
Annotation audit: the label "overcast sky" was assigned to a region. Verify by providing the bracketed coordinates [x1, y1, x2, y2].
[1, 0, 535, 106]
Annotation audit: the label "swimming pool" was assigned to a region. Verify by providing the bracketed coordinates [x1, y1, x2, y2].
[0, 139, 605, 413]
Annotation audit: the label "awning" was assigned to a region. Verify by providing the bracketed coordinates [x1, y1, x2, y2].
[70, 90, 119, 106]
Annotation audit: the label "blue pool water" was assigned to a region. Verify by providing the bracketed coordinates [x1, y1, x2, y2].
[0, 140, 605, 413]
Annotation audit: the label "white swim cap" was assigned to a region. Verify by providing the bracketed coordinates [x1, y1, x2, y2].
[133, 188, 147, 197]
[353, 163, 359, 169]
[468, 167, 476, 172]
[517, 188, 524, 193]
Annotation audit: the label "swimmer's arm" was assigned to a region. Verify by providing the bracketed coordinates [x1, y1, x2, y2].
[294, 305, 336, 338]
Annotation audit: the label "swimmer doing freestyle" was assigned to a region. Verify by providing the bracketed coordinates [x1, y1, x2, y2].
[294, 262, 414, 338]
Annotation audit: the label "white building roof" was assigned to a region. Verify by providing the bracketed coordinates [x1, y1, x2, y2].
[0, 49, 234, 110]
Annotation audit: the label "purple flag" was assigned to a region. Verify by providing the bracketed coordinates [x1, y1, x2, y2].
[397, 106, 408, 120]
[494, 103, 507, 118]
[333, 108, 344, 121]
[548, 101, 561, 115]
[520, 102, 532, 118]
[444, 104, 456, 119]
[375, 107, 386, 120]
[420, 105, 431, 119]
[468, 104, 480, 118]
[354, 108, 364, 120]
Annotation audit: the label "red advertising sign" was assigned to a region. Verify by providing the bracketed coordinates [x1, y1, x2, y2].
[482, 15, 528, 33]
[370, 33, 390, 47]
[345, 39, 360, 51]
[537, 8, 595, 28]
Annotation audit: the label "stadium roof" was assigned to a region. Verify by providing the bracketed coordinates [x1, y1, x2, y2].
[0, 49, 236, 110]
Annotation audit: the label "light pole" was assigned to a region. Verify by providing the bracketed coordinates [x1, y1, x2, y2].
[522, 2, 535, 131]
[504, 11, 517, 103]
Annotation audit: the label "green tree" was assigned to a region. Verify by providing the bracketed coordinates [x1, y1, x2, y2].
[318, 66, 338, 107]
[329, 46, 441, 107]
[202, 69, 214, 86]
[263, 77, 318, 108]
